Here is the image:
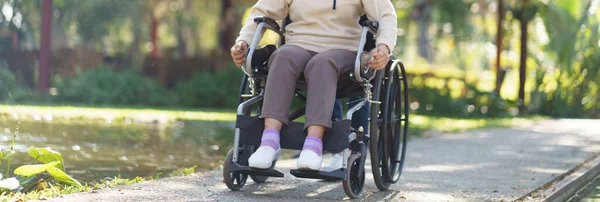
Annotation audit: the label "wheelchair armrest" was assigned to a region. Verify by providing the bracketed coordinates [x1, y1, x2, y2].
[353, 20, 379, 83]
[361, 20, 379, 35]
[253, 16, 283, 35]
[244, 16, 283, 78]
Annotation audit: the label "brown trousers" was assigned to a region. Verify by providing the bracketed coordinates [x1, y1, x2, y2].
[260, 45, 357, 129]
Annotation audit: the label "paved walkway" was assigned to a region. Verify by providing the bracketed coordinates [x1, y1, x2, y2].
[45, 119, 600, 201]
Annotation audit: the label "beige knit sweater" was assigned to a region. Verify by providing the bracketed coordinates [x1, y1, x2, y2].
[236, 0, 398, 53]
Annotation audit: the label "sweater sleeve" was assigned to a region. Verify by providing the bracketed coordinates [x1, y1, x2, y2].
[361, 0, 398, 52]
[235, 0, 290, 45]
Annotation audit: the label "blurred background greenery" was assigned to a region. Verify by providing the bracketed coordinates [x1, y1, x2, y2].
[0, 0, 597, 119]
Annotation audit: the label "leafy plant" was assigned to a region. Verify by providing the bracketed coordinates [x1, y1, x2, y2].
[0, 122, 82, 195]
[170, 166, 197, 177]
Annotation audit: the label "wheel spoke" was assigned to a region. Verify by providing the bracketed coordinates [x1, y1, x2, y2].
[234, 174, 240, 184]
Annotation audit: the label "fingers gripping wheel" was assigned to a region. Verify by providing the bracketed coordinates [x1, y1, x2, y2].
[343, 154, 365, 199]
[223, 149, 249, 191]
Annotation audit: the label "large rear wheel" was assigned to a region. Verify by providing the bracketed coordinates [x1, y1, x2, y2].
[369, 61, 410, 190]
[382, 62, 409, 183]
[369, 70, 391, 191]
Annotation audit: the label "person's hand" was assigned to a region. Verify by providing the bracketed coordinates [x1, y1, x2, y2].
[231, 41, 249, 68]
[368, 44, 391, 70]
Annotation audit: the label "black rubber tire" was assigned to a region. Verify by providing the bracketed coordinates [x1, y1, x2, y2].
[382, 63, 409, 184]
[369, 70, 392, 191]
[342, 154, 365, 199]
[250, 175, 269, 183]
[223, 149, 248, 191]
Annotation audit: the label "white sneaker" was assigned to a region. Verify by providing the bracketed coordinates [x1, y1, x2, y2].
[296, 150, 323, 171]
[321, 153, 344, 172]
[248, 146, 280, 169]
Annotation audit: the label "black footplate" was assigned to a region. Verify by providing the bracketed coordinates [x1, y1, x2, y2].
[226, 162, 284, 178]
[289, 169, 346, 180]
[236, 115, 351, 153]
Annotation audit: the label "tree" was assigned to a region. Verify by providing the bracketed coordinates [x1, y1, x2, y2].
[38, 0, 52, 91]
[494, 0, 505, 95]
[512, 0, 537, 113]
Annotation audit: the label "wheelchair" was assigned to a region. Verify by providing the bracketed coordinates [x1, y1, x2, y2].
[222, 15, 410, 199]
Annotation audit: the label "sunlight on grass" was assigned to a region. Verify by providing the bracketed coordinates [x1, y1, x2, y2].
[0, 104, 543, 134]
[0, 105, 236, 123]
[409, 115, 546, 135]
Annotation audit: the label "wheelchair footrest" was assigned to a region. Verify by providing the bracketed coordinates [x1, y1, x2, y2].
[289, 169, 346, 180]
[227, 162, 285, 178]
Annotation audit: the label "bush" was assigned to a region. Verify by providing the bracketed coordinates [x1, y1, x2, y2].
[408, 77, 515, 118]
[173, 67, 243, 108]
[0, 67, 18, 101]
[54, 67, 169, 106]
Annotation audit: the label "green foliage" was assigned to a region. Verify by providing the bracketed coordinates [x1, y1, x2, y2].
[27, 147, 65, 171]
[173, 67, 243, 108]
[12, 147, 81, 186]
[0, 122, 83, 192]
[49, 66, 244, 108]
[0, 68, 18, 101]
[55, 67, 168, 106]
[407, 70, 516, 118]
[0, 176, 144, 201]
[529, 0, 599, 117]
[14, 161, 60, 177]
[170, 166, 197, 177]
[46, 167, 81, 186]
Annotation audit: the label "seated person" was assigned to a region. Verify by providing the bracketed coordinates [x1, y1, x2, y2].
[230, 0, 397, 170]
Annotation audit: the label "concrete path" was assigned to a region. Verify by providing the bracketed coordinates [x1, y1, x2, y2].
[45, 119, 600, 202]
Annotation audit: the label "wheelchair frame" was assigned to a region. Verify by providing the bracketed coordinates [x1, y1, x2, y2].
[223, 16, 410, 199]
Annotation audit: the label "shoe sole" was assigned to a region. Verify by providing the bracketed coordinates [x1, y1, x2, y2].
[297, 166, 320, 171]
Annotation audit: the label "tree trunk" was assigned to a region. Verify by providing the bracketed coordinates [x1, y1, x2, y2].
[518, 0, 529, 114]
[415, 0, 433, 63]
[494, 0, 504, 95]
[218, 0, 236, 54]
[176, 14, 187, 58]
[150, 10, 159, 58]
[38, 0, 52, 92]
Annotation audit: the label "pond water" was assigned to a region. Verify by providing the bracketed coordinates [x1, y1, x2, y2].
[0, 116, 234, 182]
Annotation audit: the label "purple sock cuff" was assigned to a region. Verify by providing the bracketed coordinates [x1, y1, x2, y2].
[302, 136, 323, 156]
[306, 136, 321, 143]
[261, 140, 280, 150]
[264, 128, 278, 134]
[260, 129, 280, 150]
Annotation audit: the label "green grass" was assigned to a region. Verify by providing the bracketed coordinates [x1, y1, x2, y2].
[0, 104, 236, 123]
[0, 104, 543, 133]
[409, 115, 544, 135]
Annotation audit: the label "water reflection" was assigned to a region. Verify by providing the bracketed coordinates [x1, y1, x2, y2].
[0, 116, 234, 181]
